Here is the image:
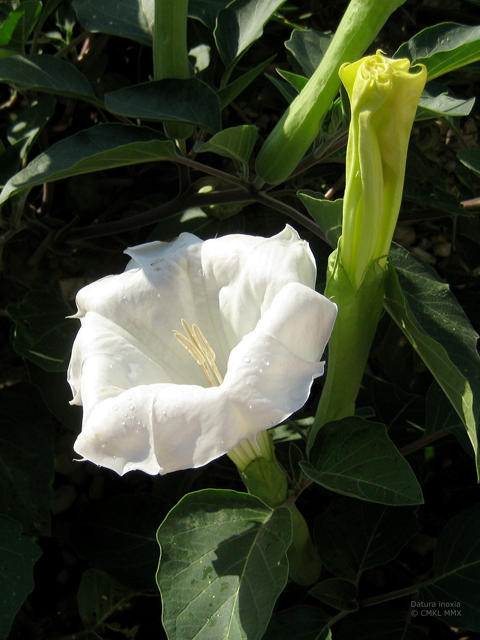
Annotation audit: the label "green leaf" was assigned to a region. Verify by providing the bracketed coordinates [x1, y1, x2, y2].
[0, 54, 101, 103]
[395, 23, 480, 80]
[73, 0, 224, 46]
[457, 148, 480, 177]
[276, 69, 307, 93]
[0, 1, 41, 53]
[285, 29, 333, 78]
[105, 78, 221, 132]
[195, 125, 258, 165]
[78, 569, 136, 633]
[337, 605, 429, 640]
[418, 503, 480, 630]
[297, 191, 342, 247]
[157, 489, 292, 640]
[265, 73, 297, 104]
[417, 82, 475, 120]
[309, 578, 358, 612]
[214, 0, 287, 72]
[0, 517, 42, 640]
[425, 382, 474, 456]
[217, 55, 274, 109]
[71, 494, 170, 591]
[0, 124, 177, 203]
[8, 291, 77, 372]
[263, 605, 331, 640]
[302, 417, 424, 506]
[385, 243, 480, 475]
[0, 383, 55, 536]
[314, 497, 420, 582]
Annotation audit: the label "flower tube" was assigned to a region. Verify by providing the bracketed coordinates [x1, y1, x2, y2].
[68, 226, 337, 476]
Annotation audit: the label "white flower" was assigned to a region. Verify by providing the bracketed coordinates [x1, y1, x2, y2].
[68, 226, 337, 475]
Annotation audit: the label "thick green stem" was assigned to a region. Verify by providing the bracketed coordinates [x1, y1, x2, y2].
[255, 0, 406, 184]
[153, 0, 192, 139]
[309, 250, 387, 449]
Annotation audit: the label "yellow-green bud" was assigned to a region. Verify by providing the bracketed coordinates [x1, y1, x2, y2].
[339, 51, 427, 289]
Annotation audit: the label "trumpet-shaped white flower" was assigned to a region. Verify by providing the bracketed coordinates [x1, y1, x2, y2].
[68, 226, 337, 475]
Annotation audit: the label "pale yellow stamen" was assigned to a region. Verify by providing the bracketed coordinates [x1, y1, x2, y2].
[174, 319, 223, 387]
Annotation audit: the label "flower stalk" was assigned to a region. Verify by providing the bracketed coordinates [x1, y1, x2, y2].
[153, 0, 192, 140]
[229, 430, 322, 585]
[309, 52, 426, 446]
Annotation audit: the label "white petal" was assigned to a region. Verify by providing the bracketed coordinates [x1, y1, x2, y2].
[255, 283, 338, 362]
[201, 225, 317, 350]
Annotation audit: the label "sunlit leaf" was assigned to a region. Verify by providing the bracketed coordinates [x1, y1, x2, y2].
[385, 243, 480, 476]
[157, 489, 291, 640]
[195, 125, 258, 165]
[395, 22, 480, 80]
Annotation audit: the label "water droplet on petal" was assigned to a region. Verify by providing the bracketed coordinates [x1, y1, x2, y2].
[112, 404, 118, 411]
[162, 410, 167, 416]
[242, 356, 250, 363]
[258, 368, 263, 373]
[263, 358, 270, 366]
[129, 405, 134, 410]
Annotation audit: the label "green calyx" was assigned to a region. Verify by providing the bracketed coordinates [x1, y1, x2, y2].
[309, 249, 387, 448]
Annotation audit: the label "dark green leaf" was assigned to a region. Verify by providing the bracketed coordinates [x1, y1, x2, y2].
[309, 578, 358, 612]
[395, 23, 480, 80]
[8, 291, 77, 372]
[263, 606, 331, 640]
[285, 29, 333, 77]
[0, 517, 42, 640]
[418, 503, 480, 630]
[73, 0, 154, 45]
[425, 381, 474, 456]
[0, 54, 100, 103]
[73, 0, 225, 46]
[157, 489, 292, 640]
[105, 78, 221, 132]
[214, 0, 287, 71]
[302, 417, 424, 505]
[337, 605, 428, 640]
[217, 55, 274, 109]
[385, 243, 480, 475]
[195, 125, 258, 165]
[0, 383, 55, 535]
[71, 494, 170, 591]
[457, 148, 480, 178]
[265, 73, 297, 103]
[417, 82, 475, 120]
[78, 569, 136, 632]
[0, 124, 177, 203]
[314, 497, 420, 581]
[297, 191, 342, 247]
[0, 1, 41, 53]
